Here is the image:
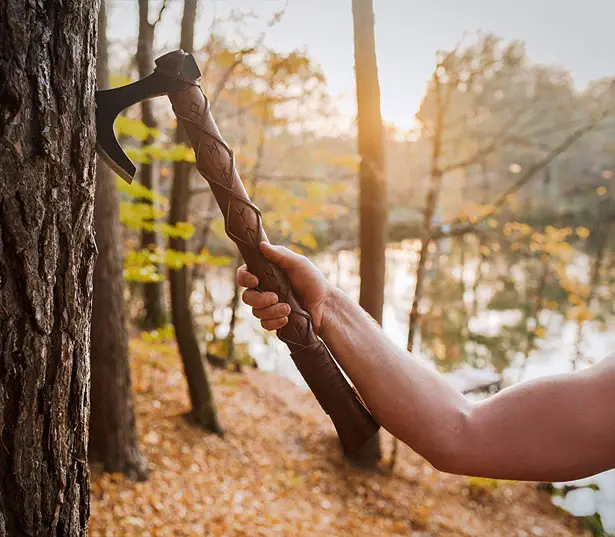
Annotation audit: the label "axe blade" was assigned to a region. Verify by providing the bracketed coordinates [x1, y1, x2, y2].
[94, 52, 199, 182]
[95, 94, 136, 183]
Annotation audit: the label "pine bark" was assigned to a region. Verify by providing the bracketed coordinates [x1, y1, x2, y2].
[168, 0, 223, 433]
[137, 0, 166, 330]
[351, 0, 385, 464]
[0, 1, 98, 534]
[89, 0, 148, 481]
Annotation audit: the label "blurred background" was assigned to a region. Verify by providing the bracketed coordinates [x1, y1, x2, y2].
[90, 0, 615, 535]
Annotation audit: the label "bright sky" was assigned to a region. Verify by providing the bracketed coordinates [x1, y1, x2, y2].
[109, 0, 615, 130]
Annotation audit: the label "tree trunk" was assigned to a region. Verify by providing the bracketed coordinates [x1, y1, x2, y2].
[89, 0, 148, 482]
[0, 2, 98, 535]
[407, 72, 446, 352]
[137, 0, 166, 330]
[225, 255, 243, 371]
[168, 0, 223, 434]
[351, 0, 385, 465]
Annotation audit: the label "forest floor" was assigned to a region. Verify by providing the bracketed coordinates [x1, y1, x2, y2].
[89, 339, 588, 537]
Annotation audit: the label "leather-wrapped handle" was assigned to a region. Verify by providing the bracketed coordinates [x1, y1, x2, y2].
[158, 52, 379, 456]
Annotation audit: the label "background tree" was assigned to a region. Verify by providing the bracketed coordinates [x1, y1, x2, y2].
[0, 1, 98, 534]
[90, 0, 148, 482]
[351, 0, 386, 465]
[136, 0, 167, 330]
[168, 0, 223, 433]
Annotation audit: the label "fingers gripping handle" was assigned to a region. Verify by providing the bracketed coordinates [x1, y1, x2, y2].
[166, 83, 379, 455]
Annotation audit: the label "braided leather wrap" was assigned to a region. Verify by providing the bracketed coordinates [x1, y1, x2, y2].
[165, 82, 379, 455]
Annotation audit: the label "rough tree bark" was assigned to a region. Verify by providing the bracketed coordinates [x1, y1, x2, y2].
[168, 0, 223, 433]
[137, 0, 167, 330]
[89, 0, 148, 481]
[351, 0, 385, 465]
[0, 1, 98, 535]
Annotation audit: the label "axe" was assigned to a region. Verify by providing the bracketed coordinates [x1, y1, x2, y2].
[95, 49, 379, 456]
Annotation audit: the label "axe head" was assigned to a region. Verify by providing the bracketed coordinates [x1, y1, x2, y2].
[95, 49, 201, 183]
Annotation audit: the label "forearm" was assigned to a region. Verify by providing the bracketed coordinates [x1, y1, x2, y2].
[321, 287, 472, 466]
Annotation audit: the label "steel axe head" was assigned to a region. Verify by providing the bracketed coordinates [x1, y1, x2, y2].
[95, 49, 201, 183]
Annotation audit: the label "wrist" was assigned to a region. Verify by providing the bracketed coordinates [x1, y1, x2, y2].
[319, 286, 345, 340]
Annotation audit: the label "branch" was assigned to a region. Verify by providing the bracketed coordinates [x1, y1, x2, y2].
[152, 0, 168, 28]
[207, 1, 288, 107]
[439, 99, 533, 174]
[433, 110, 614, 240]
[210, 46, 257, 107]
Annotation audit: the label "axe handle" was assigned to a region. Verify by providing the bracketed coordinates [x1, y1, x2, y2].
[166, 84, 379, 456]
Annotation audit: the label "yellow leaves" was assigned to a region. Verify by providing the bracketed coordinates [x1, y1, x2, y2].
[124, 247, 230, 282]
[125, 143, 195, 164]
[120, 202, 166, 232]
[296, 232, 317, 249]
[596, 186, 607, 196]
[120, 203, 195, 238]
[164, 248, 230, 270]
[140, 324, 175, 344]
[109, 73, 133, 89]
[568, 294, 582, 305]
[155, 221, 196, 240]
[502, 222, 577, 261]
[518, 223, 533, 236]
[117, 178, 168, 205]
[567, 306, 595, 323]
[533, 326, 546, 338]
[462, 203, 494, 224]
[214, 48, 240, 68]
[575, 226, 590, 240]
[252, 181, 346, 245]
[466, 476, 502, 490]
[114, 116, 159, 141]
[123, 264, 163, 283]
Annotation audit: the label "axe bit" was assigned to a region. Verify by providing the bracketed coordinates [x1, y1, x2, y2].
[95, 50, 380, 456]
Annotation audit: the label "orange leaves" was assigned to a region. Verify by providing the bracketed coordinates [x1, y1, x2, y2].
[88, 338, 584, 537]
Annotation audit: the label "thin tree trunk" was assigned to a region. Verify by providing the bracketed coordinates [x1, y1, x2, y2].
[169, 0, 222, 434]
[0, 2, 98, 534]
[225, 255, 243, 371]
[90, 0, 148, 482]
[351, 0, 385, 465]
[573, 219, 612, 369]
[137, 0, 166, 330]
[518, 256, 549, 382]
[394, 58, 448, 471]
[407, 114, 445, 351]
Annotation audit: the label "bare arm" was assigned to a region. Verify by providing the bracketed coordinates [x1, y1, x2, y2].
[239, 243, 615, 481]
[324, 286, 615, 481]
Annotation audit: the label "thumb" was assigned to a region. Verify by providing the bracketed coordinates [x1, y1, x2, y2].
[259, 242, 303, 270]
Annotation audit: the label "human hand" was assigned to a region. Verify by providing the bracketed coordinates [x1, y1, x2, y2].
[236, 242, 333, 335]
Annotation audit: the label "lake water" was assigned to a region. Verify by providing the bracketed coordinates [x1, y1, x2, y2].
[196, 242, 615, 533]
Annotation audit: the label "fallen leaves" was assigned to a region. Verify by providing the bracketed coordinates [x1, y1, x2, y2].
[89, 340, 588, 537]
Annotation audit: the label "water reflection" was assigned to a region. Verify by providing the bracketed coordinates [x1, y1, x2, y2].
[193, 242, 615, 531]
